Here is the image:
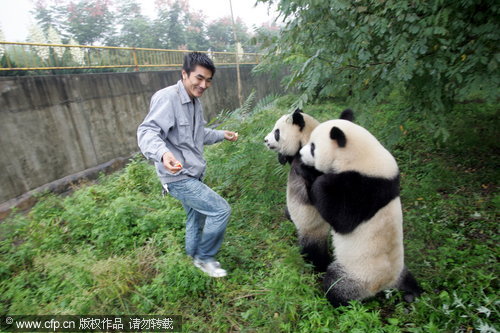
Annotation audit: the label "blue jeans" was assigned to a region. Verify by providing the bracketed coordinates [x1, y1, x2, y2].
[167, 178, 231, 262]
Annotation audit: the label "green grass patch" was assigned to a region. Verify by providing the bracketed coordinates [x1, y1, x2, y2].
[1, 94, 498, 332]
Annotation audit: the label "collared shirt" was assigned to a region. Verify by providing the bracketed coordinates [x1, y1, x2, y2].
[137, 80, 225, 184]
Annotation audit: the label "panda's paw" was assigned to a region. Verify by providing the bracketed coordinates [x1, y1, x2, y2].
[278, 153, 290, 165]
[403, 293, 416, 303]
[297, 163, 323, 183]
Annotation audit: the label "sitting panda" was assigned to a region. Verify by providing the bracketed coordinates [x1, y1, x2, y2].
[264, 109, 332, 272]
[299, 112, 423, 306]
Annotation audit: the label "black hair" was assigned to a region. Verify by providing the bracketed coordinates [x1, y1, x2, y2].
[182, 52, 216, 77]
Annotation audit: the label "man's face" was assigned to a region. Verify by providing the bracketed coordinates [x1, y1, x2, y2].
[182, 65, 213, 98]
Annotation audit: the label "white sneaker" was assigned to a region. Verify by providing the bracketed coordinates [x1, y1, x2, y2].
[194, 259, 227, 278]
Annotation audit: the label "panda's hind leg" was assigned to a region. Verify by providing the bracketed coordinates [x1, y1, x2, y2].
[299, 235, 331, 272]
[323, 262, 367, 307]
[396, 266, 423, 303]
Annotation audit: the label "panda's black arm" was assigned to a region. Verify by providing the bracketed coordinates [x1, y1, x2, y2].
[296, 161, 324, 201]
[311, 173, 372, 234]
[311, 174, 342, 232]
[278, 153, 294, 165]
[312, 172, 400, 234]
[296, 162, 323, 185]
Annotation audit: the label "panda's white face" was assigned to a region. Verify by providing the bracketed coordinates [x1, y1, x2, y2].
[265, 112, 316, 157]
[300, 120, 349, 173]
[300, 120, 399, 177]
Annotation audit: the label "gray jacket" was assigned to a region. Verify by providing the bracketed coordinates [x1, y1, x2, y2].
[137, 80, 225, 184]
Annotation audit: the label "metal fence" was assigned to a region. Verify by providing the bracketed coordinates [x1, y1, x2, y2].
[0, 42, 261, 72]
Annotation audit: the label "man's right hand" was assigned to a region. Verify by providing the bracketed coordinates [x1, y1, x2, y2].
[162, 152, 183, 174]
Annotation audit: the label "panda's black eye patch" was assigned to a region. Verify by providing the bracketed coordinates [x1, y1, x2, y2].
[274, 129, 280, 141]
[311, 143, 315, 157]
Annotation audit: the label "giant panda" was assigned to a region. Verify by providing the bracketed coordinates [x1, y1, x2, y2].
[298, 112, 422, 306]
[264, 109, 332, 272]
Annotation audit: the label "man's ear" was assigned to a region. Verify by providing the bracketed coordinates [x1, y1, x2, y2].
[181, 70, 187, 80]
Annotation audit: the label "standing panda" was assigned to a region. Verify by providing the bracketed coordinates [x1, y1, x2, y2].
[264, 109, 332, 272]
[299, 114, 422, 306]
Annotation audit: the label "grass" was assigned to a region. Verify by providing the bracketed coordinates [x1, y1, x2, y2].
[0, 93, 498, 332]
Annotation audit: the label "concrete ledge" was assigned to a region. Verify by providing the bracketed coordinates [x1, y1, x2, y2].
[0, 154, 136, 221]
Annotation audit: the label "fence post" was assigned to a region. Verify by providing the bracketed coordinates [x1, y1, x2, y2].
[229, 0, 243, 108]
[132, 48, 139, 72]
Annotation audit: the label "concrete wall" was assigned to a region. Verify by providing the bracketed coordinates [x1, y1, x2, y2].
[0, 66, 284, 204]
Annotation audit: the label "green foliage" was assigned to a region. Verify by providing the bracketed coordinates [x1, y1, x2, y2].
[1, 95, 498, 332]
[29, 0, 262, 52]
[111, 0, 158, 49]
[256, 0, 500, 117]
[154, 1, 190, 50]
[56, 0, 115, 45]
[250, 22, 281, 53]
[205, 17, 251, 52]
[0, 54, 28, 76]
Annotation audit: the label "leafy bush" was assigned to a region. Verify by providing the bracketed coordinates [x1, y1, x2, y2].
[255, 0, 500, 141]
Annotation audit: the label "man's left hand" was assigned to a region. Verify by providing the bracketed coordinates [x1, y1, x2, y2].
[224, 131, 239, 142]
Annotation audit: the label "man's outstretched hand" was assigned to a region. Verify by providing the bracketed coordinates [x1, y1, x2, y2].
[224, 131, 239, 142]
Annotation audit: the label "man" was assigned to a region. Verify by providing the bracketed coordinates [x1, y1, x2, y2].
[137, 52, 238, 278]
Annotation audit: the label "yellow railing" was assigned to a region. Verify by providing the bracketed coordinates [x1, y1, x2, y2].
[0, 42, 261, 71]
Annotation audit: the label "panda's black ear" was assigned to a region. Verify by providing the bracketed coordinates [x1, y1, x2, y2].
[339, 109, 354, 122]
[292, 109, 306, 131]
[330, 127, 346, 147]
